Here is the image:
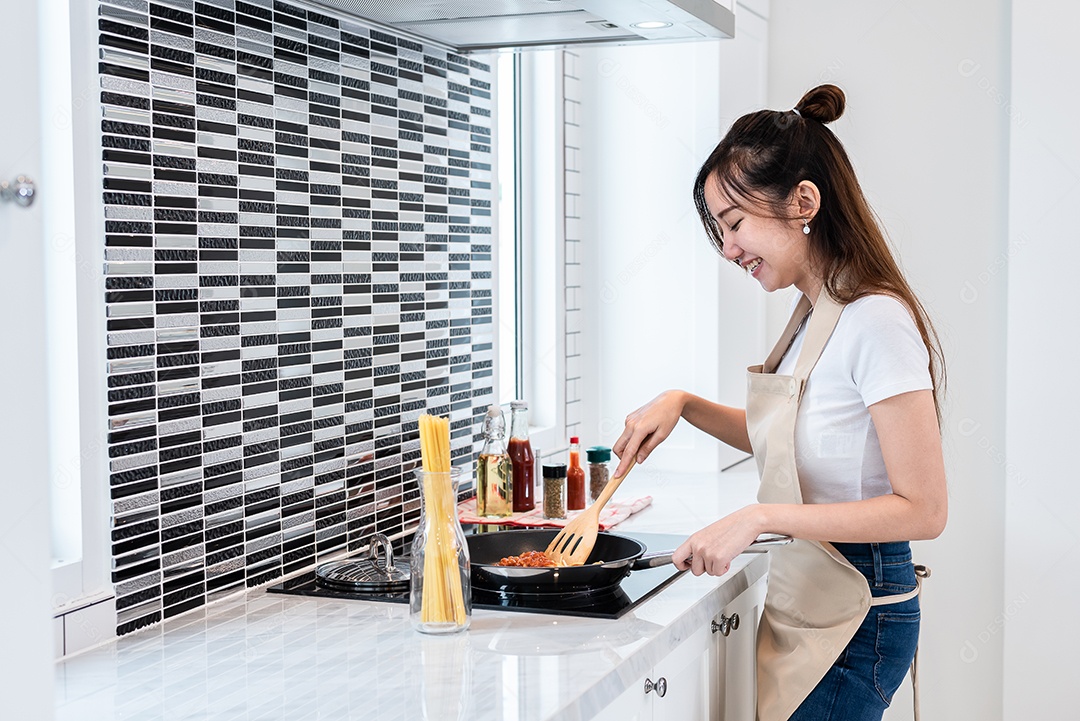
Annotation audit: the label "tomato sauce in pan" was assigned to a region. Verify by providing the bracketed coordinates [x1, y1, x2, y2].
[495, 550, 556, 567]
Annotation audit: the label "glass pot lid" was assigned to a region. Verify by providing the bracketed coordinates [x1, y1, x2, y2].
[315, 533, 410, 592]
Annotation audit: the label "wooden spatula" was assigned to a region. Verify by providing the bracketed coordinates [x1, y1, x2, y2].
[545, 457, 636, 566]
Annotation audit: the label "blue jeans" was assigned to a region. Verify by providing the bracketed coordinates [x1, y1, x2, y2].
[787, 542, 921, 721]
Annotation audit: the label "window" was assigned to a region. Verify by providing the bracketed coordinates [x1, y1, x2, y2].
[495, 53, 518, 407]
[495, 50, 566, 454]
[46, 0, 111, 610]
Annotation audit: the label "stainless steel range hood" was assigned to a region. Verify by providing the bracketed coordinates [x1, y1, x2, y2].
[312, 0, 736, 52]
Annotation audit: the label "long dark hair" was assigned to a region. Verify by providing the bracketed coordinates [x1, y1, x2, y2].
[693, 84, 946, 417]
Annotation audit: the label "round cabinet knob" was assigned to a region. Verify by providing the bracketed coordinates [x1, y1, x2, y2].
[0, 176, 35, 208]
[643, 677, 668, 697]
[711, 612, 739, 636]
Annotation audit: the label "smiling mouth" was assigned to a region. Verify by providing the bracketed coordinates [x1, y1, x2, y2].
[746, 258, 762, 273]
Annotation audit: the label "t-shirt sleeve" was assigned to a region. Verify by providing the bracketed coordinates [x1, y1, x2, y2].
[841, 296, 933, 407]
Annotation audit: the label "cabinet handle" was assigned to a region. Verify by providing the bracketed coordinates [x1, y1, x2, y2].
[644, 676, 668, 698]
[711, 612, 740, 637]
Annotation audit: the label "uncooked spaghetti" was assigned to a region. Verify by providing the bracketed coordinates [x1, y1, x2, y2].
[418, 414, 467, 626]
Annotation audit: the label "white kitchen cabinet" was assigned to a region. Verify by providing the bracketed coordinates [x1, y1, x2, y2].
[595, 574, 767, 720]
[595, 621, 715, 720]
[715, 574, 768, 720]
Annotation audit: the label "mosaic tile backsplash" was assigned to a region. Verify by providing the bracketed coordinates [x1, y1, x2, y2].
[97, 0, 494, 635]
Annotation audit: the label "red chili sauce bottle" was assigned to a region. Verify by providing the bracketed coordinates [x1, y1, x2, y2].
[508, 400, 535, 512]
[567, 436, 586, 510]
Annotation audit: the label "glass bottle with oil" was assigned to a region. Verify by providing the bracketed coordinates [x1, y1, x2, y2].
[476, 405, 512, 517]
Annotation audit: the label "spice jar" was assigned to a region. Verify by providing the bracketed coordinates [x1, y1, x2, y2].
[587, 446, 612, 503]
[542, 463, 567, 520]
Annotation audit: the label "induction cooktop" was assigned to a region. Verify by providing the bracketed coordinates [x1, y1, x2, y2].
[266, 529, 688, 620]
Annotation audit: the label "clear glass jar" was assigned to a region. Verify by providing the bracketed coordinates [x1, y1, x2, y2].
[476, 405, 512, 517]
[410, 468, 471, 634]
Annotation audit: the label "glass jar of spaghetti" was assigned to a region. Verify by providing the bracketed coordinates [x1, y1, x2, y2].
[410, 467, 471, 634]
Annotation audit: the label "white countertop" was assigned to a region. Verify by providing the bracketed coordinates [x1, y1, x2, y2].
[56, 469, 764, 720]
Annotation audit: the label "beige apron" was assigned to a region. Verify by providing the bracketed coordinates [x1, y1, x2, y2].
[749, 292, 924, 721]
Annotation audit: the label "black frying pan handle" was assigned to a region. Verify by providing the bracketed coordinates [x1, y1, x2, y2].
[631, 551, 675, 570]
[629, 535, 793, 571]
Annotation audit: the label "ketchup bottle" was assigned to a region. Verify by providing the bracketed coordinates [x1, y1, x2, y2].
[567, 436, 586, 510]
[508, 400, 535, 512]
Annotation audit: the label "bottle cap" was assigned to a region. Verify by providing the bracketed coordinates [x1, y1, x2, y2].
[570, 436, 579, 444]
[486, 405, 501, 417]
[586, 446, 612, 463]
[510, 399, 528, 409]
[542, 463, 567, 478]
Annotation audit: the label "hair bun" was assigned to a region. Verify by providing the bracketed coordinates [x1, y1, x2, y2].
[795, 84, 845, 124]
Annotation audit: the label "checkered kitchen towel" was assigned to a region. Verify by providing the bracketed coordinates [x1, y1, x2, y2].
[457, 495, 652, 530]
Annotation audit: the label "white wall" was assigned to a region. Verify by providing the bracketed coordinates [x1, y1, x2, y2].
[1004, 4, 1080, 718]
[768, 2, 1011, 719]
[575, 4, 772, 476]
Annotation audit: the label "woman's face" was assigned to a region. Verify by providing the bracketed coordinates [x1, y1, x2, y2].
[703, 176, 819, 297]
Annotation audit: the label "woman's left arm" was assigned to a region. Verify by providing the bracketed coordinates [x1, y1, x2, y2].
[674, 389, 948, 577]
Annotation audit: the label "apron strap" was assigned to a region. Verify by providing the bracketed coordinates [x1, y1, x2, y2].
[912, 644, 922, 721]
[763, 294, 813, 374]
[912, 565, 929, 721]
[868, 564, 930, 721]
[792, 291, 845, 390]
[759, 291, 847, 385]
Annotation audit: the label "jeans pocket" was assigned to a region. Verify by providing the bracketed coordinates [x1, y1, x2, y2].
[874, 609, 921, 705]
[873, 560, 918, 596]
[874, 580, 917, 596]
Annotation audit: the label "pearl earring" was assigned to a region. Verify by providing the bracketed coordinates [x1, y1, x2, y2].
[802, 219, 811, 235]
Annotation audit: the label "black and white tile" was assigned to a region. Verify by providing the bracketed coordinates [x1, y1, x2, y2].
[98, 0, 494, 635]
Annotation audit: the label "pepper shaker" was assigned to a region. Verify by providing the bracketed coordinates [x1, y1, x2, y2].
[542, 463, 567, 520]
[587, 446, 612, 503]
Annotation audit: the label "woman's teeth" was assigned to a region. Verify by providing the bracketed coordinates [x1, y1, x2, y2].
[747, 259, 762, 273]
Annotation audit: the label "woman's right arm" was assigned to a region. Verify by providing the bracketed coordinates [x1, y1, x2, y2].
[611, 390, 751, 478]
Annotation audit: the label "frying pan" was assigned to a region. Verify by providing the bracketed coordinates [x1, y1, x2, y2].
[466, 528, 793, 595]
[467, 529, 670, 594]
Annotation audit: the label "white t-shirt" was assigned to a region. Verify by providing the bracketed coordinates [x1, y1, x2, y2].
[774, 294, 932, 504]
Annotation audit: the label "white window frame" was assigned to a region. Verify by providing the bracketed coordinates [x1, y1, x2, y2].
[494, 50, 568, 457]
[49, 0, 112, 617]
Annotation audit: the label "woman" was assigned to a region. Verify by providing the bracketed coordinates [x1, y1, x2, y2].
[612, 84, 947, 721]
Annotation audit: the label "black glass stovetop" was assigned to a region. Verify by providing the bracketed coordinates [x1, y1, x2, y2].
[266, 530, 688, 620]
